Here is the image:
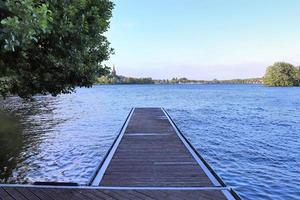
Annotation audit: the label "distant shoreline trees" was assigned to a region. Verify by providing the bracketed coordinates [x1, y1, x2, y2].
[96, 75, 154, 84]
[98, 62, 300, 87]
[96, 74, 262, 85]
[96, 66, 263, 85]
[263, 62, 300, 86]
[164, 77, 262, 84]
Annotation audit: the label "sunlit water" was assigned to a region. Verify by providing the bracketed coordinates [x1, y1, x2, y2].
[0, 84, 300, 200]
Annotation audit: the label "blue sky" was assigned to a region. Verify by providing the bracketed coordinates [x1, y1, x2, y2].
[106, 0, 300, 80]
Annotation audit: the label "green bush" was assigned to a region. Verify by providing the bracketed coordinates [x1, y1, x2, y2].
[263, 62, 300, 86]
[0, 0, 113, 98]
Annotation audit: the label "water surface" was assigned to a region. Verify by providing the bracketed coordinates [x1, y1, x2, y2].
[0, 84, 300, 200]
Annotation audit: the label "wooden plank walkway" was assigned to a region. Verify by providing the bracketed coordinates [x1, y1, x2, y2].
[0, 186, 235, 200]
[0, 108, 240, 200]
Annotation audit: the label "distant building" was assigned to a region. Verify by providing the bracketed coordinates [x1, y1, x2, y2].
[111, 65, 117, 77]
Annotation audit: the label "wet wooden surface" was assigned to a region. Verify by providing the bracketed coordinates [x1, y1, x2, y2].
[100, 108, 214, 187]
[0, 187, 230, 200]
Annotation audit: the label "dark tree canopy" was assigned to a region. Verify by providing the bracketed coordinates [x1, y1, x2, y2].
[0, 0, 114, 98]
[263, 62, 300, 87]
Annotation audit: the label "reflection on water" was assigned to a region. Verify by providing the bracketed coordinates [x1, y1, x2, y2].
[0, 85, 300, 200]
[0, 94, 127, 184]
[0, 97, 62, 183]
[0, 112, 23, 182]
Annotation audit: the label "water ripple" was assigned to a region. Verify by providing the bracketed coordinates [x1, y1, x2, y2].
[0, 84, 299, 200]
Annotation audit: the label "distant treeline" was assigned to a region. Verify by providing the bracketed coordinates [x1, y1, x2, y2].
[96, 75, 262, 85]
[97, 62, 300, 87]
[96, 75, 154, 84]
[154, 77, 262, 84]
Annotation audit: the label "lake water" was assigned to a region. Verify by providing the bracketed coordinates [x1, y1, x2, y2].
[0, 84, 300, 200]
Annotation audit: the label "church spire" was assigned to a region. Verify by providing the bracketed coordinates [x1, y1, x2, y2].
[112, 64, 116, 76]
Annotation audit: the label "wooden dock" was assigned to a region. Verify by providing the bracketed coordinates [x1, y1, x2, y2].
[0, 108, 240, 200]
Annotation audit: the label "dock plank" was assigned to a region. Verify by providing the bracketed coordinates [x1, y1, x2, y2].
[15, 188, 41, 200]
[4, 187, 28, 200]
[27, 188, 55, 200]
[1, 187, 232, 200]
[99, 108, 215, 187]
[81, 189, 116, 200]
[0, 188, 15, 200]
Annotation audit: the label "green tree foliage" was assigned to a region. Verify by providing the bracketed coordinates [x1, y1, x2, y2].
[123, 77, 153, 84]
[0, 0, 113, 98]
[97, 75, 117, 84]
[263, 62, 300, 86]
[96, 75, 154, 84]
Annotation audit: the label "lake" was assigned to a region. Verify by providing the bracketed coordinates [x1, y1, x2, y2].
[0, 84, 299, 200]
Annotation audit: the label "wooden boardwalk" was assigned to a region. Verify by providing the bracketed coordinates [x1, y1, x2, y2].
[0, 108, 240, 200]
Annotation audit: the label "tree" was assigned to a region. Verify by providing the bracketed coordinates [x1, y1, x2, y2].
[263, 62, 300, 86]
[297, 66, 300, 84]
[0, 0, 113, 98]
